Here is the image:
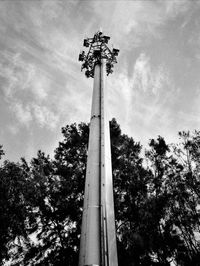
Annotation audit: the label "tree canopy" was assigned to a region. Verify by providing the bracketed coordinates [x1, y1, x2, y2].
[0, 119, 200, 266]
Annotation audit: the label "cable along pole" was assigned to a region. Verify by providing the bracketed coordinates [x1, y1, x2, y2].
[78, 31, 119, 266]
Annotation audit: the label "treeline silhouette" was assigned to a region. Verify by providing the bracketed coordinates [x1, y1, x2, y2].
[0, 119, 200, 266]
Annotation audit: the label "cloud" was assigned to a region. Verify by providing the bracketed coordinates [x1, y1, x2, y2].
[132, 53, 150, 92]
[0, 52, 22, 98]
[0, 51, 50, 101]
[105, 51, 178, 145]
[105, 51, 172, 141]
[9, 100, 59, 130]
[0, 0, 199, 162]
[31, 104, 59, 130]
[30, 70, 49, 100]
[7, 124, 19, 135]
[132, 53, 169, 95]
[10, 101, 32, 125]
[164, 0, 191, 17]
[0, 50, 60, 129]
[107, 72, 133, 126]
[90, 0, 193, 57]
[91, 1, 163, 47]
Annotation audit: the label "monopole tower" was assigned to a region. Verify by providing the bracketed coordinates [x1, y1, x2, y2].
[78, 31, 119, 266]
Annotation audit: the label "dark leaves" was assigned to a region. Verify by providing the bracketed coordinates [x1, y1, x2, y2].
[0, 126, 200, 265]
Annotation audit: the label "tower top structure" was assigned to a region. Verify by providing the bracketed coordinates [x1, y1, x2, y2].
[78, 30, 119, 78]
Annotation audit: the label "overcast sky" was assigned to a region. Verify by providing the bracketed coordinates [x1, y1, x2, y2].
[0, 0, 200, 161]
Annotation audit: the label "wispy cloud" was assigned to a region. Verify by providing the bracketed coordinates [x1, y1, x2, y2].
[31, 103, 59, 129]
[107, 72, 133, 126]
[10, 101, 32, 125]
[164, 0, 191, 17]
[0, 50, 59, 130]
[0, 0, 200, 161]
[107, 52, 175, 143]
[132, 53, 169, 95]
[9, 100, 59, 130]
[91, 0, 191, 51]
[133, 53, 150, 93]
[0, 51, 47, 99]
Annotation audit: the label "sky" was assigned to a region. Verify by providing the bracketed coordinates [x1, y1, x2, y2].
[0, 0, 200, 162]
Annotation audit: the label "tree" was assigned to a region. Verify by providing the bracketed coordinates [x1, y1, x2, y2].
[144, 134, 200, 265]
[21, 123, 89, 266]
[0, 159, 31, 265]
[0, 145, 4, 160]
[0, 123, 200, 266]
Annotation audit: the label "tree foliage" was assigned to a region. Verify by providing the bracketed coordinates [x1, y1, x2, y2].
[0, 120, 200, 265]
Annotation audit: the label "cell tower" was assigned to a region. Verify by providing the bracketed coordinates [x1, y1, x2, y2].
[78, 31, 119, 266]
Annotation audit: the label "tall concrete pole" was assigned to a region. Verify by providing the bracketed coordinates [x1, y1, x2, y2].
[78, 31, 119, 266]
